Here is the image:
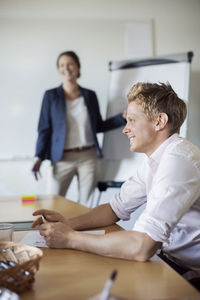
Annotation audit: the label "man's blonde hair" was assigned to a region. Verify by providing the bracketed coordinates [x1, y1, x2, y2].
[127, 82, 187, 135]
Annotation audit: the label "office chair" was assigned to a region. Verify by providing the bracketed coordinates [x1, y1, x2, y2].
[96, 181, 124, 206]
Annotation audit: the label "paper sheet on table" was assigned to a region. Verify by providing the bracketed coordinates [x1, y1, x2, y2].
[20, 230, 105, 248]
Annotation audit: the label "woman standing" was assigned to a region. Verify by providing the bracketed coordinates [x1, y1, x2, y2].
[32, 51, 125, 206]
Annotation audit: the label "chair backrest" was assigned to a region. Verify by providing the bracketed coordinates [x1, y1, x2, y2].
[96, 181, 124, 206]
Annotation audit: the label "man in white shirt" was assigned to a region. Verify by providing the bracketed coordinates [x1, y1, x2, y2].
[32, 82, 200, 275]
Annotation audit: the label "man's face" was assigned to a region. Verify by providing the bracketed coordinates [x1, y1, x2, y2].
[123, 102, 158, 156]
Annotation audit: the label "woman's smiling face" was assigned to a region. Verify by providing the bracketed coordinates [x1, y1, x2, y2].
[58, 55, 79, 82]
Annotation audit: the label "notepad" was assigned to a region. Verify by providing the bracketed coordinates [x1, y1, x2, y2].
[20, 230, 105, 248]
[21, 231, 47, 247]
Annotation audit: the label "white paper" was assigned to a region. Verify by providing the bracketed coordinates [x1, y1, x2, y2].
[20, 230, 105, 248]
[21, 231, 48, 248]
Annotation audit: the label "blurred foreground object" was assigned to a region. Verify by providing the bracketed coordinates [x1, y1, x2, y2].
[0, 241, 43, 293]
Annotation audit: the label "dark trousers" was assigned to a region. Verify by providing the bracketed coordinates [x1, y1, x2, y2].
[158, 251, 200, 291]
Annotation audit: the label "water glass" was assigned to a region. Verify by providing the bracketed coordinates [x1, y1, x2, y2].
[0, 223, 14, 241]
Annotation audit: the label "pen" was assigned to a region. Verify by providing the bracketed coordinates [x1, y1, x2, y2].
[41, 215, 46, 223]
[100, 270, 118, 300]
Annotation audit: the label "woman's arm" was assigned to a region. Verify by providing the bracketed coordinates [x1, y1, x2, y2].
[90, 91, 126, 133]
[35, 91, 52, 160]
[97, 113, 126, 133]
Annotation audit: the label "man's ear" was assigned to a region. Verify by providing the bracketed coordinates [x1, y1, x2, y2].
[154, 113, 168, 131]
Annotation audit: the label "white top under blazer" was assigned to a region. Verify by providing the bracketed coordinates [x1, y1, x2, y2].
[64, 96, 94, 149]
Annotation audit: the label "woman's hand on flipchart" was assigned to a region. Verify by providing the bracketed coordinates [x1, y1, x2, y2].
[32, 209, 69, 228]
[32, 159, 42, 180]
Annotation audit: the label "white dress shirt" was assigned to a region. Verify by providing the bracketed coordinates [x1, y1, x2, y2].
[64, 96, 94, 149]
[110, 134, 200, 270]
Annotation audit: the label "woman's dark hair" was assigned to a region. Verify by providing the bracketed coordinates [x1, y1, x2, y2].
[56, 51, 81, 78]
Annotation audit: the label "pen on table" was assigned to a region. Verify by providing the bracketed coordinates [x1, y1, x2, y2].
[100, 270, 118, 300]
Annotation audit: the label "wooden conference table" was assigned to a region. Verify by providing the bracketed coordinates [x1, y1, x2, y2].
[0, 195, 199, 300]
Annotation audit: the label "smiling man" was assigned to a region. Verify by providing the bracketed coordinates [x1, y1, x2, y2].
[32, 82, 200, 278]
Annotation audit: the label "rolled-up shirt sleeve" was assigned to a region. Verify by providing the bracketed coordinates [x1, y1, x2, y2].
[110, 162, 147, 220]
[133, 153, 200, 242]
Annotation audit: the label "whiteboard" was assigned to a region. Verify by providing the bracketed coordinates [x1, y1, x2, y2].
[101, 52, 193, 180]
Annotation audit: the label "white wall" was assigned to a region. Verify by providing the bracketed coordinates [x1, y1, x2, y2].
[0, 0, 200, 211]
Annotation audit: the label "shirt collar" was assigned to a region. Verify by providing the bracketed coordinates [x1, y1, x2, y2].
[147, 134, 180, 165]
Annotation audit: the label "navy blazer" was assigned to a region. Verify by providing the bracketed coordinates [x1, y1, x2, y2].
[35, 85, 126, 162]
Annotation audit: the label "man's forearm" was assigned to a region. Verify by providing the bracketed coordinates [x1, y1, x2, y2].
[67, 230, 160, 261]
[68, 203, 119, 231]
